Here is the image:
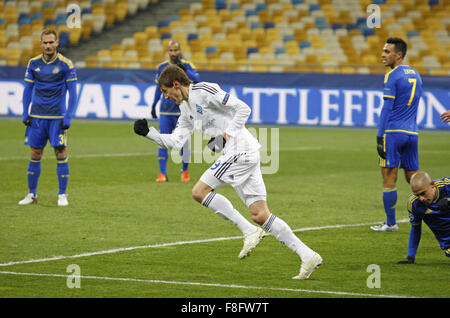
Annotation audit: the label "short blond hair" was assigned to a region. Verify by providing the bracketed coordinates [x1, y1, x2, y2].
[41, 29, 58, 40]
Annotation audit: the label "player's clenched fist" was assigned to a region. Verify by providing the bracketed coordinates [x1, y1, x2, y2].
[134, 118, 149, 136]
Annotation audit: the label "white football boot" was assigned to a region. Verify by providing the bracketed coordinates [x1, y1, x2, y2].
[238, 228, 265, 259]
[58, 194, 69, 206]
[18, 193, 38, 205]
[370, 222, 398, 232]
[293, 252, 323, 280]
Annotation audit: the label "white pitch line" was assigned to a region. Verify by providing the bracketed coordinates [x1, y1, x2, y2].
[0, 219, 409, 267]
[0, 270, 415, 298]
[0, 147, 321, 161]
[0, 152, 156, 161]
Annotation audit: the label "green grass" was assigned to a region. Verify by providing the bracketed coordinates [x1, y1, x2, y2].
[0, 117, 449, 299]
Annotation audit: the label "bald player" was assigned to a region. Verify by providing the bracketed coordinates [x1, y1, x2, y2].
[397, 171, 450, 264]
[150, 40, 200, 183]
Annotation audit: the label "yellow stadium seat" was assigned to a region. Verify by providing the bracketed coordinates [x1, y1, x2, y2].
[362, 54, 377, 66]
[429, 69, 448, 76]
[111, 50, 124, 63]
[69, 28, 81, 44]
[104, 2, 116, 26]
[98, 49, 110, 58]
[85, 55, 99, 68]
[116, 2, 128, 20]
[251, 64, 269, 72]
[339, 66, 356, 74]
[145, 26, 159, 38]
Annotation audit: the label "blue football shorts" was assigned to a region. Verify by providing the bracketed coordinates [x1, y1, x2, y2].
[379, 132, 419, 170]
[24, 117, 68, 149]
[158, 114, 179, 134]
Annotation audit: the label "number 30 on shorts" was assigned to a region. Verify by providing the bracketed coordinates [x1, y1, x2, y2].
[58, 133, 66, 145]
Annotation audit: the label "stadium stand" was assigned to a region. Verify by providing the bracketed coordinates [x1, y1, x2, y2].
[0, 0, 449, 75]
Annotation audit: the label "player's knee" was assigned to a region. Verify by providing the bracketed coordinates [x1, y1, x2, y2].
[191, 186, 206, 203]
[192, 181, 214, 204]
[54, 146, 67, 158]
[249, 201, 270, 225]
[30, 147, 43, 160]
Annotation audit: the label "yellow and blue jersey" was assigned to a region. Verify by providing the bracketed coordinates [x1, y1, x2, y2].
[154, 59, 200, 115]
[408, 177, 450, 252]
[24, 53, 77, 118]
[379, 65, 423, 136]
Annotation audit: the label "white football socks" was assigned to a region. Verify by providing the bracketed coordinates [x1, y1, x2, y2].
[263, 213, 315, 262]
[202, 192, 258, 236]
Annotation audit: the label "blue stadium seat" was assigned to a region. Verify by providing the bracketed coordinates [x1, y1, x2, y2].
[332, 23, 343, 30]
[187, 33, 198, 42]
[160, 33, 171, 40]
[361, 27, 375, 37]
[168, 15, 179, 22]
[255, 4, 267, 11]
[19, 13, 29, 21]
[44, 19, 56, 26]
[283, 34, 295, 42]
[275, 47, 286, 55]
[315, 17, 329, 30]
[229, 3, 240, 10]
[205, 46, 217, 55]
[246, 47, 258, 56]
[18, 17, 31, 25]
[250, 21, 262, 29]
[264, 22, 275, 29]
[309, 4, 320, 12]
[291, 0, 304, 4]
[215, 0, 226, 10]
[407, 30, 419, 38]
[56, 14, 66, 26]
[299, 41, 311, 49]
[245, 10, 257, 17]
[59, 32, 70, 48]
[42, 1, 54, 9]
[355, 17, 367, 27]
[157, 21, 169, 28]
[30, 13, 43, 22]
[428, 0, 439, 6]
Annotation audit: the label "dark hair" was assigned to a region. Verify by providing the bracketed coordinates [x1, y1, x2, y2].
[41, 29, 58, 40]
[386, 37, 407, 59]
[158, 64, 191, 88]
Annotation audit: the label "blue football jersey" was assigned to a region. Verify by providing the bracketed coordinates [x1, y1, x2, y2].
[154, 59, 200, 114]
[24, 53, 77, 118]
[408, 177, 450, 251]
[382, 65, 423, 135]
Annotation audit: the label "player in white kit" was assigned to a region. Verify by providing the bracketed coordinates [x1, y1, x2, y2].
[133, 64, 322, 279]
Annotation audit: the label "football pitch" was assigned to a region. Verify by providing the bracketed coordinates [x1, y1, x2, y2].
[0, 117, 449, 300]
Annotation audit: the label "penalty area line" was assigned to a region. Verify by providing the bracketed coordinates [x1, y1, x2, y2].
[0, 270, 415, 298]
[0, 219, 409, 267]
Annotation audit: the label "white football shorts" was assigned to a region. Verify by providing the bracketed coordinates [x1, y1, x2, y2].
[200, 151, 267, 207]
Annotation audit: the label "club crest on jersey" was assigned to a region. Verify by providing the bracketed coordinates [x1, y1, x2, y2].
[53, 67, 59, 74]
[222, 93, 230, 105]
[196, 104, 203, 115]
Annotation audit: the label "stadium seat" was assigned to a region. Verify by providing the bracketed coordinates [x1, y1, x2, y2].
[2, 0, 448, 74]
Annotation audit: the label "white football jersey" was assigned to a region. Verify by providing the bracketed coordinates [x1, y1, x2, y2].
[147, 82, 261, 154]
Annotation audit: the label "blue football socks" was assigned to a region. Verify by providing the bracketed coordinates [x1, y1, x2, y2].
[57, 156, 69, 195]
[158, 148, 168, 176]
[27, 158, 41, 195]
[383, 188, 397, 226]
